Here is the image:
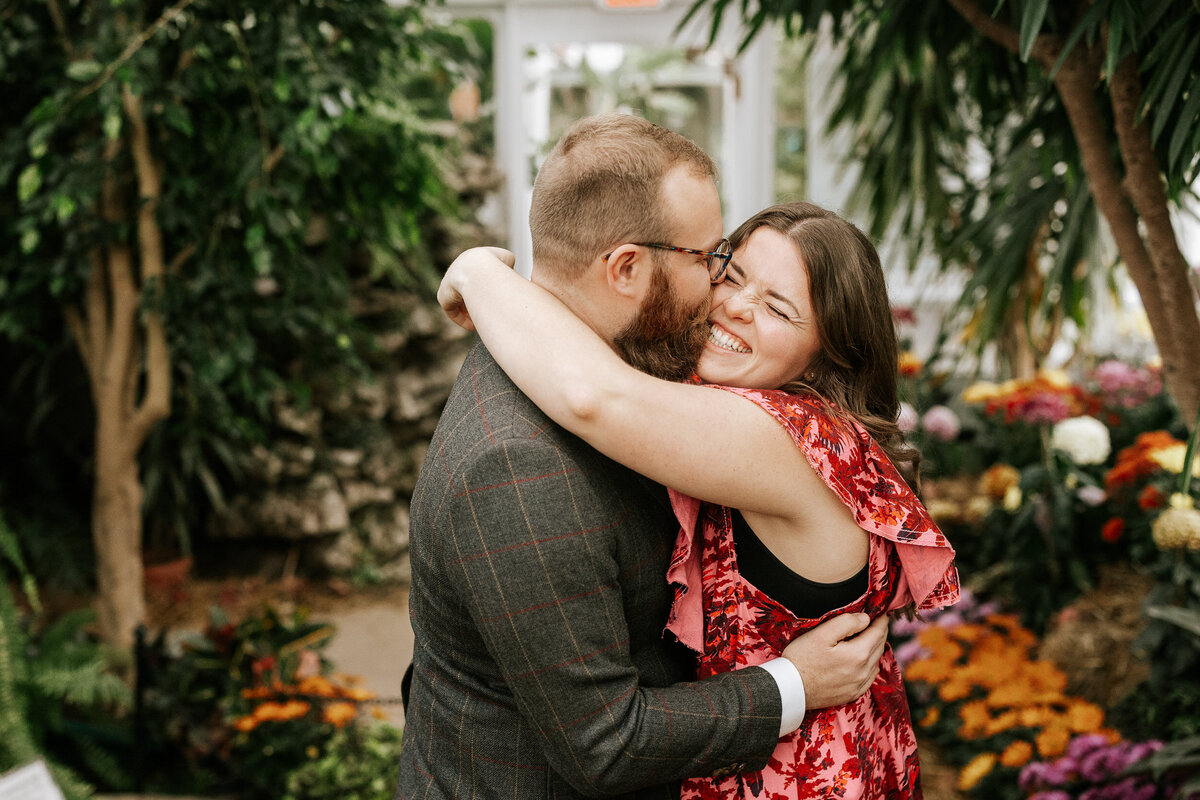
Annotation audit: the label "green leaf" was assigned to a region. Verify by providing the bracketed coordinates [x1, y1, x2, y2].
[1168, 76, 1200, 173]
[52, 195, 77, 224]
[17, 163, 41, 203]
[1018, 0, 1049, 62]
[103, 110, 122, 141]
[1151, 35, 1200, 142]
[20, 229, 39, 254]
[65, 59, 102, 82]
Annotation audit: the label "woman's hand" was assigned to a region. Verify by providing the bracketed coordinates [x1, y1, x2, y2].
[438, 247, 517, 331]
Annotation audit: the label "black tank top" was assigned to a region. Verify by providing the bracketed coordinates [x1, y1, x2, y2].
[731, 510, 869, 620]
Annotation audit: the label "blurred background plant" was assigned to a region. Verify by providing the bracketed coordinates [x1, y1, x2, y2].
[0, 510, 132, 800]
[0, 0, 483, 648]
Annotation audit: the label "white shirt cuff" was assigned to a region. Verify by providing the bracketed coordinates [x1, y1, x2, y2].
[758, 657, 807, 737]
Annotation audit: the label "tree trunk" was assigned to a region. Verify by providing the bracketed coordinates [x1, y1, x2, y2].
[945, 0, 1200, 430]
[65, 85, 172, 650]
[92, 435, 147, 650]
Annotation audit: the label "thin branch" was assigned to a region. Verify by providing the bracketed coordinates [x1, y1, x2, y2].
[121, 84, 172, 440]
[167, 242, 197, 274]
[943, 0, 1064, 67]
[70, 0, 197, 105]
[45, 0, 74, 57]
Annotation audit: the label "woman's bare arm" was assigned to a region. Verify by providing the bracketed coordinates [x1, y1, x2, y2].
[438, 248, 826, 519]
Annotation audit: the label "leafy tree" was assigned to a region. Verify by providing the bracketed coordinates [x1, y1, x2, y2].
[686, 0, 1200, 424]
[1, 1, 469, 648]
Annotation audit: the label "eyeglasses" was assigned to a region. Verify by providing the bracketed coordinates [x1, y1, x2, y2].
[604, 239, 733, 284]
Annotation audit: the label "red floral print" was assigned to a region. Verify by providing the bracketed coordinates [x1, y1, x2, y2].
[665, 388, 960, 799]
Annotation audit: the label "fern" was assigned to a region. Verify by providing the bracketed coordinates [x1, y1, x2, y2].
[0, 510, 97, 800]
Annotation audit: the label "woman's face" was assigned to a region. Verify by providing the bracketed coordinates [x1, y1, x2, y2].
[697, 227, 822, 390]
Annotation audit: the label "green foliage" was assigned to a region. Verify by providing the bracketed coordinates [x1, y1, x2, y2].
[0, 511, 131, 800]
[137, 602, 394, 796]
[0, 1, 479, 567]
[282, 723, 403, 800]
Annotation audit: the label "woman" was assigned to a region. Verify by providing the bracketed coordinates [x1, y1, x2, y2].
[438, 202, 959, 799]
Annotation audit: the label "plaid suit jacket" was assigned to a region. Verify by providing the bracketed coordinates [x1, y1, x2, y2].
[395, 343, 782, 799]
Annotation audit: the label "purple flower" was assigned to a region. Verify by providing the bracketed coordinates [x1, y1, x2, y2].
[921, 405, 961, 441]
[934, 610, 965, 629]
[892, 638, 928, 667]
[1028, 792, 1072, 800]
[1067, 733, 1113, 760]
[1020, 761, 1072, 790]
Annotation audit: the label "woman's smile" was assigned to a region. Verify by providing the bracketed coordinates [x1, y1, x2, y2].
[708, 323, 751, 354]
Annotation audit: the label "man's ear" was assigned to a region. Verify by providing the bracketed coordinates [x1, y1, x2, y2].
[602, 244, 649, 299]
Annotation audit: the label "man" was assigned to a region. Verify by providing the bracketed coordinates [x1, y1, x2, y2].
[396, 113, 888, 799]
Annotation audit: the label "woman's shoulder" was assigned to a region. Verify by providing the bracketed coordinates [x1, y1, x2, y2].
[710, 385, 858, 440]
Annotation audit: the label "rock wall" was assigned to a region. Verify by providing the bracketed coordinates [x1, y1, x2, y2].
[210, 291, 472, 582]
[210, 125, 503, 584]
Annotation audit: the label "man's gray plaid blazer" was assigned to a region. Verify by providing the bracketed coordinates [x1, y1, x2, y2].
[395, 343, 783, 798]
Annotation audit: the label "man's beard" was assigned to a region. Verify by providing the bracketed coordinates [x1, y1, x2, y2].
[613, 265, 711, 382]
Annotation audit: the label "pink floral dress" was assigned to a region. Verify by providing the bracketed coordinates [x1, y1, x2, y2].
[664, 387, 960, 800]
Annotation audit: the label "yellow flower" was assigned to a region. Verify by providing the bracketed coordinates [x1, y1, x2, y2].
[962, 382, 1001, 403]
[1003, 485, 1023, 512]
[957, 753, 997, 791]
[1149, 444, 1200, 477]
[1000, 740, 1034, 768]
[1039, 369, 1072, 388]
[1151, 504, 1200, 550]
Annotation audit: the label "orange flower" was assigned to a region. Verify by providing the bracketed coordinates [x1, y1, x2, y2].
[957, 753, 996, 791]
[233, 715, 258, 732]
[983, 710, 1020, 736]
[899, 351, 922, 376]
[938, 678, 974, 703]
[919, 707, 941, 727]
[298, 675, 337, 697]
[323, 701, 358, 728]
[1101, 518, 1125, 543]
[1035, 726, 1072, 758]
[1065, 701, 1105, 733]
[1000, 740, 1034, 768]
[958, 701, 991, 738]
[980, 465, 1021, 500]
[342, 686, 376, 702]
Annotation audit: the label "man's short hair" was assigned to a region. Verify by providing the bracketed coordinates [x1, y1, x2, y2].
[529, 113, 717, 278]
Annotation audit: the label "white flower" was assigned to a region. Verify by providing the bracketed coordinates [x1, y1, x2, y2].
[1050, 415, 1111, 465]
[898, 402, 919, 433]
[1075, 485, 1107, 507]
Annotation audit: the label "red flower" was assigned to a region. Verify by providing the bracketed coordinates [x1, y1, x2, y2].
[1137, 485, 1164, 510]
[1101, 518, 1125, 543]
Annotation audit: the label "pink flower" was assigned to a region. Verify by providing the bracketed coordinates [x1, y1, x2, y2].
[898, 402, 919, 433]
[921, 405, 961, 441]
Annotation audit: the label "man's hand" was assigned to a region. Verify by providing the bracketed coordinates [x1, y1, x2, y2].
[780, 613, 888, 709]
[438, 246, 517, 331]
